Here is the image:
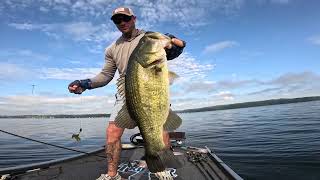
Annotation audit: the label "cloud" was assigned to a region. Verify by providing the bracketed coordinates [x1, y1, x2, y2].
[0, 49, 50, 62]
[203, 41, 239, 54]
[237, 71, 320, 97]
[3, 0, 244, 28]
[184, 81, 215, 93]
[168, 52, 215, 81]
[63, 22, 121, 42]
[255, 0, 291, 5]
[39, 67, 120, 85]
[267, 71, 320, 86]
[307, 35, 320, 45]
[8, 23, 36, 30]
[167, 52, 215, 96]
[9, 22, 121, 43]
[39, 67, 101, 80]
[171, 90, 235, 110]
[214, 91, 235, 100]
[270, 0, 290, 4]
[215, 79, 257, 89]
[247, 87, 282, 96]
[171, 71, 320, 110]
[1, 71, 319, 114]
[0, 95, 115, 115]
[0, 63, 36, 81]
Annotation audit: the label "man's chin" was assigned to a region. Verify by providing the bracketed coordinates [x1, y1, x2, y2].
[122, 29, 132, 34]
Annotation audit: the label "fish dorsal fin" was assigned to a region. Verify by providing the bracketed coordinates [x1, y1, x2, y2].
[163, 109, 182, 131]
[116, 76, 126, 99]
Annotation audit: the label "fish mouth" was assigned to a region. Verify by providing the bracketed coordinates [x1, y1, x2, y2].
[149, 59, 163, 66]
[144, 59, 164, 69]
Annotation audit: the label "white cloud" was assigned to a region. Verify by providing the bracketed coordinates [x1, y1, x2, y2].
[203, 41, 239, 54]
[172, 71, 320, 110]
[39, 6, 49, 12]
[215, 79, 257, 89]
[184, 81, 215, 93]
[39, 67, 120, 85]
[171, 90, 235, 110]
[125, 0, 244, 28]
[0, 95, 115, 115]
[0, 49, 50, 62]
[69, 60, 81, 64]
[307, 35, 320, 45]
[8, 23, 36, 30]
[0, 63, 35, 81]
[255, 0, 291, 5]
[40, 67, 101, 80]
[168, 52, 215, 82]
[267, 71, 320, 86]
[1, 70, 319, 114]
[9, 22, 121, 43]
[214, 91, 235, 100]
[270, 0, 290, 4]
[3, 0, 244, 28]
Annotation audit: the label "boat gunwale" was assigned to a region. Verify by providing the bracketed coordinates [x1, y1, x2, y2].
[0, 147, 106, 175]
[205, 146, 243, 180]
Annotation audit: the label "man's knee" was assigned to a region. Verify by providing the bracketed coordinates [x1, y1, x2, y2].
[107, 122, 124, 143]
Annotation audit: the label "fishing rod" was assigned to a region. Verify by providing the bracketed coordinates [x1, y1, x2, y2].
[187, 151, 216, 180]
[0, 129, 106, 159]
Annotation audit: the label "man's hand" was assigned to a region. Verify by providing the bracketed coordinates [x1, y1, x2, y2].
[164, 33, 186, 60]
[165, 33, 186, 48]
[68, 79, 92, 94]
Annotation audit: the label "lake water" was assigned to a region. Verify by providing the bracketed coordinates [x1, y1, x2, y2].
[1, 101, 320, 180]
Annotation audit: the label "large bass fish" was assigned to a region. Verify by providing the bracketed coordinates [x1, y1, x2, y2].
[124, 32, 178, 173]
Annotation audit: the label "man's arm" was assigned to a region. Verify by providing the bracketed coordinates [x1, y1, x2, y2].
[90, 47, 117, 88]
[68, 46, 116, 94]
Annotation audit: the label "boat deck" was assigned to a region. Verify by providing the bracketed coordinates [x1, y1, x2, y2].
[1, 145, 242, 180]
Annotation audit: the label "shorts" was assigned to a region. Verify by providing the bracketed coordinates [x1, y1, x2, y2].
[109, 94, 137, 129]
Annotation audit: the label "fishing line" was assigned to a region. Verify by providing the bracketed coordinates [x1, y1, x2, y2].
[79, 95, 83, 132]
[0, 129, 106, 159]
[71, 94, 83, 139]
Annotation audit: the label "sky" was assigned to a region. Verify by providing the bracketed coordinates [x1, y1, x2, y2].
[0, 0, 320, 115]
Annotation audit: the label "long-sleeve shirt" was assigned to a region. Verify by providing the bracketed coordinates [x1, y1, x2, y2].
[90, 29, 145, 88]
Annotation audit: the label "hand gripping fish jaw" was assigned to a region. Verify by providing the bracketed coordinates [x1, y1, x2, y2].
[134, 32, 171, 68]
[146, 148, 183, 173]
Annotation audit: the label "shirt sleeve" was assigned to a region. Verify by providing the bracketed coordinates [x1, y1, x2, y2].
[165, 43, 185, 60]
[90, 45, 117, 88]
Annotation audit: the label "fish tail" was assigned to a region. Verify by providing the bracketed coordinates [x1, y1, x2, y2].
[146, 148, 182, 173]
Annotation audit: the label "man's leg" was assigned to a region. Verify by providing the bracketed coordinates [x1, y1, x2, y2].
[106, 122, 124, 177]
[163, 130, 171, 148]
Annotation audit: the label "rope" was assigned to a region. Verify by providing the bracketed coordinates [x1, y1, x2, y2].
[0, 129, 106, 159]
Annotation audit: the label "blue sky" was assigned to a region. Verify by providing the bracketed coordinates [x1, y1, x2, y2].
[0, 0, 320, 115]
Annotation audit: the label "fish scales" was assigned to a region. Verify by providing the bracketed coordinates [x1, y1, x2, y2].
[125, 32, 173, 172]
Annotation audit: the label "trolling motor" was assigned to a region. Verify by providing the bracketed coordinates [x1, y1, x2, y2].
[169, 132, 186, 147]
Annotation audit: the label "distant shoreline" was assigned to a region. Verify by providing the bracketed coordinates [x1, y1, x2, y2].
[176, 96, 320, 113]
[1, 96, 319, 119]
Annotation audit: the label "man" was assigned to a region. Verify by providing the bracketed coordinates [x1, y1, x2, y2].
[68, 7, 185, 180]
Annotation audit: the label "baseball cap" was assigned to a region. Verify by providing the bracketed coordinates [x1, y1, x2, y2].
[111, 7, 134, 18]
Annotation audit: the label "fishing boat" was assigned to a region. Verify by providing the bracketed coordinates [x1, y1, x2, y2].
[0, 132, 243, 180]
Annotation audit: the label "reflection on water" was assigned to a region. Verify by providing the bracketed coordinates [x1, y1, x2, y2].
[1, 101, 320, 180]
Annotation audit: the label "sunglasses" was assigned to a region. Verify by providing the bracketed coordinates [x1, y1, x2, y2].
[111, 15, 132, 24]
